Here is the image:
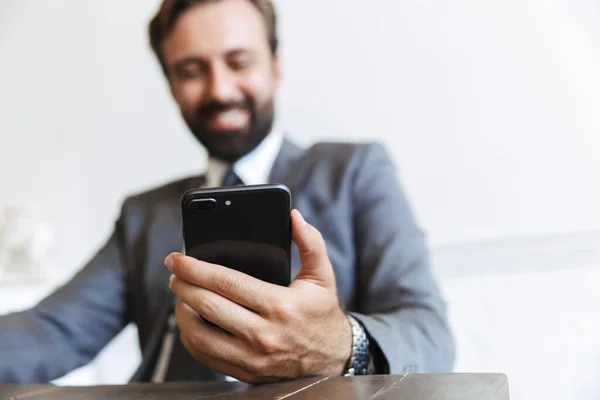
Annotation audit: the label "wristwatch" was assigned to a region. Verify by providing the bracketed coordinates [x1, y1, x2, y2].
[343, 315, 371, 376]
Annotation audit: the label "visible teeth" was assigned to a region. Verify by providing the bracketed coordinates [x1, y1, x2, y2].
[217, 109, 244, 124]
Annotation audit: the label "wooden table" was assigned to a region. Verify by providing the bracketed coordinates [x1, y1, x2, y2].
[1, 374, 509, 399]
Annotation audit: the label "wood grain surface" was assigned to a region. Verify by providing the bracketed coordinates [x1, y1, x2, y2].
[0, 374, 509, 400]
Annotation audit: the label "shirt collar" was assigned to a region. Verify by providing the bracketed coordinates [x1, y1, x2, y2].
[205, 130, 284, 187]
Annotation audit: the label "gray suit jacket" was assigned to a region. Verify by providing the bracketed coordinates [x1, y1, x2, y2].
[0, 140, 454, 383]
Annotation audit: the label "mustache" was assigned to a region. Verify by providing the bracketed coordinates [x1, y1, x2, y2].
[195, 99, 253, 119]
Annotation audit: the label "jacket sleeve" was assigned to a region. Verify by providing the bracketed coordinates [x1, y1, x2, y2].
[0, 206, 132, 383]
[349, 143, 455, 374]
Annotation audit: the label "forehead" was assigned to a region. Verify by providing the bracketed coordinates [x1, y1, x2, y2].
[161, 0, 269, 63]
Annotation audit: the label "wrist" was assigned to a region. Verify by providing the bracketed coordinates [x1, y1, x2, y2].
[312, 310, 352, 377]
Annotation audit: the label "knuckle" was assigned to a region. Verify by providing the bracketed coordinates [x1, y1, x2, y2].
[246, 321, 268, 345]
[181, 329, 208, 354]
[239, 357, 253, 373]
[255, 332, 282, 355]
[215, 274, 236, 293]
[181, 330, 199, 350]
[199, 291, 218, 316]
[272, 298, 298, 322]
[242, 356, 267, 376]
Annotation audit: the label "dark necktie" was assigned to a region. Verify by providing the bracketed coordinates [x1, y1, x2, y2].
[221, 169, 244, 187]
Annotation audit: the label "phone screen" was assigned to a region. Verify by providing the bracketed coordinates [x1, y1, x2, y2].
[181, 185, 291, 286]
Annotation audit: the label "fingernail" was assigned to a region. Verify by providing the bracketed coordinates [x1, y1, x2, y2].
[165, 254, 174, 271]
[169, 274, 175, 288]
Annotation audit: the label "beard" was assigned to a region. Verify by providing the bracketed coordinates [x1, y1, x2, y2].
[183, 96, 275, 163]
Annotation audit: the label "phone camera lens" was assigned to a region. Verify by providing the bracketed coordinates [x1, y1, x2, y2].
[188, 198, 217, 211]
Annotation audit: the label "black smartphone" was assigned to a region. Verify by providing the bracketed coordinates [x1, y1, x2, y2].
[180, 184, 292, 287]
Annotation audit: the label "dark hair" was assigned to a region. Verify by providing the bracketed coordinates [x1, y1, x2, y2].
[149, 0, 278, 75]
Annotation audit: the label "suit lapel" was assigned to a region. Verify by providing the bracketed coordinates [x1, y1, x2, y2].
[268, 138, 307, 196]
[149, 175, 205, 299]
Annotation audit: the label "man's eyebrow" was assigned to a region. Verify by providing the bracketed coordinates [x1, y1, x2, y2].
[226, 48, 257, 57]
[171, 50, 256, 67]
[172, 56, 204, 70]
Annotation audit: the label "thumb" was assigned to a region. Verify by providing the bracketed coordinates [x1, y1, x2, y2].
[291, 210, 336, 289]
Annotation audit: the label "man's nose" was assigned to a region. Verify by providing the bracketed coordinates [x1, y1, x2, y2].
[206, 66, 239, 104]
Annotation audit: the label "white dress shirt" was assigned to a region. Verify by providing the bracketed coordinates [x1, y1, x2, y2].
[151, 130, 284, 383]
[204, 130, 284, 187]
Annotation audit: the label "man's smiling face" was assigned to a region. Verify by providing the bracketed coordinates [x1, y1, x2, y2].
[162, 0, 281, 162]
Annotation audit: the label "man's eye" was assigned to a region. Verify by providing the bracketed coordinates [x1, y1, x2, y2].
[230, 58, 252, 71]
[177, 67, 205, 79]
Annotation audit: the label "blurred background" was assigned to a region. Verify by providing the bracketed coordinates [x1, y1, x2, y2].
[0, 0, 599, 398]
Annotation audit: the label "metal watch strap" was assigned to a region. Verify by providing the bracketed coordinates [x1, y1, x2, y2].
[344, 314, 370, 376]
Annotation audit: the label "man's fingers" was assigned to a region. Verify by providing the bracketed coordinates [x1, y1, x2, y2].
[176, 302, 293, 384]
[291, 210, 336, 287]
[175, 301, 250, 365]
[165, 253, 281, 314]
[182, 347, 259, 384]
[170, 275, 266, 341]
[180, 337, 276, 384]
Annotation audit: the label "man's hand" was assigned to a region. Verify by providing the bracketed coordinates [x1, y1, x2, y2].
[165, 210, 352, 383]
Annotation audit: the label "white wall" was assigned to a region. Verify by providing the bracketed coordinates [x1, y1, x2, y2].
[277, 0, 600, 244]
[1, 0, 599, 398]
[1, 0, 599, 257]
[0, 1, 205, 283]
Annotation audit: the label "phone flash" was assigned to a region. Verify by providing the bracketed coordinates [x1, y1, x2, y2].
[225, 200, 232, 206]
